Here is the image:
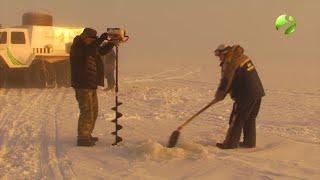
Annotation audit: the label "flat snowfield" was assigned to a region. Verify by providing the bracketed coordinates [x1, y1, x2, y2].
[0, 68, 319, 180]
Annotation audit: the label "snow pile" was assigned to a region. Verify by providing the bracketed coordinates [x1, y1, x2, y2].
[178, 141, 209, 155]
[120, 140, 186, 160]
[115, 139, 211, 161]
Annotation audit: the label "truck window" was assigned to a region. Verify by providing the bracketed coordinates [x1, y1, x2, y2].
[0, 32, 7, 44]
[11, 32, 26, 44]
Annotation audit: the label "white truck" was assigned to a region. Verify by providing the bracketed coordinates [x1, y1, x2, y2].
[0, 12, 84, 88]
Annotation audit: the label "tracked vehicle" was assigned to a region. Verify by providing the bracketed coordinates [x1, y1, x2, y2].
[0, 12, 84, 88]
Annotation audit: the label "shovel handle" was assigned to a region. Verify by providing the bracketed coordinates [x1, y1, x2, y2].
[177, 99, 218, 130]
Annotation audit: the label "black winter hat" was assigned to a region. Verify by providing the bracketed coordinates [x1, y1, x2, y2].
[81, 28, 97, 38]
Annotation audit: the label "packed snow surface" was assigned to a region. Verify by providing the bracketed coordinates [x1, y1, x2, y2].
[0, 67, 319, 179]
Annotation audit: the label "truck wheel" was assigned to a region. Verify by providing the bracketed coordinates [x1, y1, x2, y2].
[22, 12, 53, 26]
[4, 68, 27, 88]
[29, 60, 47, 88]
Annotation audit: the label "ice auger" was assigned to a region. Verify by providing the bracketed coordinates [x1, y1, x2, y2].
[107, 28, 129, 146]
[111, 45, 123, 146]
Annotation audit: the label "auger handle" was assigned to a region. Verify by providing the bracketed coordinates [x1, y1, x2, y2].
[177, 99, 218, 131]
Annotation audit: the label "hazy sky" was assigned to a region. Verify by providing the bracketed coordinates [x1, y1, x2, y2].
[1, 0, 320, 89]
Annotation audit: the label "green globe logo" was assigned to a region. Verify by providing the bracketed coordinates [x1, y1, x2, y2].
[275, 14, 297, 35]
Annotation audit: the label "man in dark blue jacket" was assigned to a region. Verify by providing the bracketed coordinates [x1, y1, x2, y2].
[213, 44, 265, 149]
[70, 28, 114, 146]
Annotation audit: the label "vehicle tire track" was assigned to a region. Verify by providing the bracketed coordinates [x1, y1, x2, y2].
[0, 88, 46, 179]
[0, 88, 76, 179]
[38, 88, 65, 179]
[38, 88, 77, 179]
[0, 89, 40, 148]
[53, 88, 77, 179]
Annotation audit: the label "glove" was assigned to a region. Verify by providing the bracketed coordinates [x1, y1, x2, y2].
[214, 90, 226, 101]
[99, 32, 109, 40]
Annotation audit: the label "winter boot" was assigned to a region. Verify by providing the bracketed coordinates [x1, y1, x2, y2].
[216, 142, 238, 149]
[77, 137, 96, 146]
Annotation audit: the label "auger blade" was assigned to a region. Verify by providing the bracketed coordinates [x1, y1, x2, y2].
[111, 119, 116, 123]
[110, 113, 123, 120]
[111, 103, 123, 111]
[116, 136, 123, 143]
[110, 125, 123, 134]
[116, 112, 123, 118]
[117, 102, 123, 106]
[116, 124, 123, 130]
[112, 136, 123, 146]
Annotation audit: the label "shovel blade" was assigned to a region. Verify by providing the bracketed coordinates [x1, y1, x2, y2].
[116, 124, 123, 130]
[167, 130, 180, 148]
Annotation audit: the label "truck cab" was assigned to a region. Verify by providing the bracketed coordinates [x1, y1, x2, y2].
[0, 28, 34, 68]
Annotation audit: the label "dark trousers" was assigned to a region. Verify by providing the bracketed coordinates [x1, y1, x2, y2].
[224, 98, 262, 146]
[75, 89, 98, 138]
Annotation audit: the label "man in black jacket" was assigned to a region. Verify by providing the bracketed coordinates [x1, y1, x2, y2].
[70, 28, 114, 146]
[213, 44, 265, 149]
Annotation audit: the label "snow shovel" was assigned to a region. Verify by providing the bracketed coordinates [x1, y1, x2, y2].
[167, 99, 218, 148]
